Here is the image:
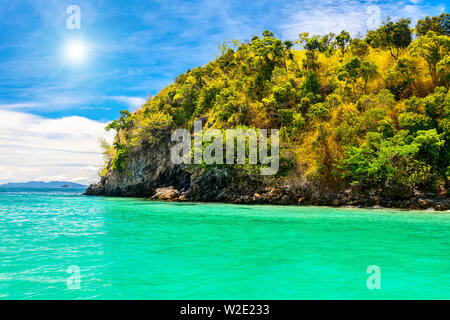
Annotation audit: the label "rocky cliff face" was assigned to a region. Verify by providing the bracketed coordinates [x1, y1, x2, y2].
[85, 136, 190, 197]
[86, 136, 449, 210]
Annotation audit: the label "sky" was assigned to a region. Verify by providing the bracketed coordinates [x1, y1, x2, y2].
[0, 0, 446, 185]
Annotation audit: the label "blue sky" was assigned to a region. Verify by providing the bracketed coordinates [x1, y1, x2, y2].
[0, 0, 446, 184]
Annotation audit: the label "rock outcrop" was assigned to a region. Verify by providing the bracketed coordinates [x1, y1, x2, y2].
[85, 136, 190, 197]
[85, 137, 449, 211]
[150, 186, 182, 201]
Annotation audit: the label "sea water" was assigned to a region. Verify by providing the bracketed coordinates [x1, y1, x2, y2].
[0, 188, 449, 299]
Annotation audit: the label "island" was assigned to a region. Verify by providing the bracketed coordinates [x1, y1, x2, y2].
[86, 14, 449, 210]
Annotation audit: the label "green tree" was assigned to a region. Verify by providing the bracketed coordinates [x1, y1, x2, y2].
[409, 31, 450, 85]
[296, 32, 310, 49]
[374, 18, 412, 59]
[360, 60, 379, 93]
[338, 57, 361, 98]
[437, 55, 450, 87]
[415, 13, 450, 37]
[320, 33, 336, 55]
[364, 30, 380, 48]
[299, 35, 325, 72]
[105, 110, 132, 132]
[385, 57, 417, 98]
[251, 30, 292, 78]
[335, 30, 351, 55]
[338, 58, 378, 96]
[350, 38, 369, 57]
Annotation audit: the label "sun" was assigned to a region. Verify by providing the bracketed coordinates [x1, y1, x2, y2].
[64, 40, 88, 64]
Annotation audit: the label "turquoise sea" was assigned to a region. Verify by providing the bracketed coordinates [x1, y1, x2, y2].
[0, 188, 449, 299]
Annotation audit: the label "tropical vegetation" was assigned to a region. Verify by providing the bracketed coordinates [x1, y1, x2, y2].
[101, 13, 450, 194]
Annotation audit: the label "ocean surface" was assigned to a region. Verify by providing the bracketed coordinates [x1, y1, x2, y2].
[0, 188, 449, 300]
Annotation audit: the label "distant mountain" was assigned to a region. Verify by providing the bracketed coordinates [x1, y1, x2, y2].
[0, 181, 86, 188]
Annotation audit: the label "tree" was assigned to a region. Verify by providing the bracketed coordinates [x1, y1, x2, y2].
[385, 57, 417, 98]
[409, 31, 450, 85]
[365, 30, 380, 48]
[301, 35, 324, 72]
[251, 30, 292, 78]
[320, 33, 336, 55]
[105, 110, 132, 132]
[339, 131, 441, 188]
[338, 57, 361, 97]
[360, 60, 379, 93]
[437, 55, 450, 87]
[296, 32, 310, 49]
[338, 57, 378, 96]
[304, 35, 322, 51]
[350, 38, 369, 57]
[374, 18, 412, 59]
[335, 30, 351, 55]
[303, 50, 320, 72]
[301, 72, 322, 102]
[415, 13, 450, 37]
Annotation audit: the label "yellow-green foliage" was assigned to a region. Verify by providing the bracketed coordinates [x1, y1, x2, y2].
[105, 15, 450, 190]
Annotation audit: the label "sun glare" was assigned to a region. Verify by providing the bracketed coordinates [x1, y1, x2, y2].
[65, 40, 88, 64]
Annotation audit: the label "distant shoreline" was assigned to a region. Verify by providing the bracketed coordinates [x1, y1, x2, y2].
[0, 181, 86, 189]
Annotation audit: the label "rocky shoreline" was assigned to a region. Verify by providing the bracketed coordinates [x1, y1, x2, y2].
[85, 167, 449, 211]
[85, 188, 449, 211]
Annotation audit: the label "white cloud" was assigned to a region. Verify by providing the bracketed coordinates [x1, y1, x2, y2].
[0, 102, 43, 109]
[0, 110, 114, 185]
[281, 0, 369, 38]
[280, 0, 447, 39]
[80, 106, 112, 111]
[0, 94, 98, 112]
[110, 96, 148, 110]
